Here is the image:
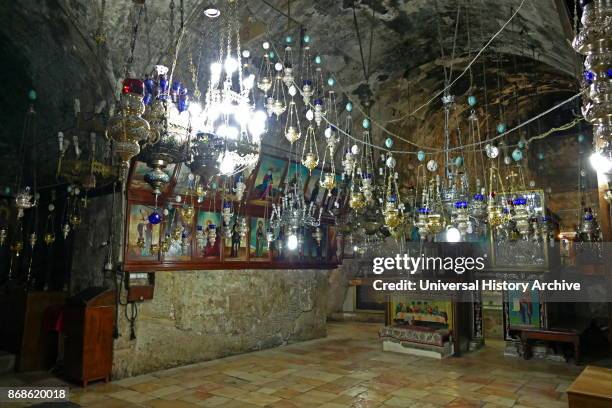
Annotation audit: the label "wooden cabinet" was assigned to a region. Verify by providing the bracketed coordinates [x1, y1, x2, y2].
[0, 290, 66, 372]
[63, 288, 115, 387]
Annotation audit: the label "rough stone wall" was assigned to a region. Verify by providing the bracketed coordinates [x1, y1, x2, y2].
[112, 269, 329, 379]
[70, 195, 347, 379]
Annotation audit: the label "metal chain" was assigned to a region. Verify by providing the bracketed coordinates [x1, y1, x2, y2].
[169, 0, 175, 34]
[125, 3, 144, 76]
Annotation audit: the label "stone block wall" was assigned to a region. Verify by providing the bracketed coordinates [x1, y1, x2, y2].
[111, 269, 329, 379]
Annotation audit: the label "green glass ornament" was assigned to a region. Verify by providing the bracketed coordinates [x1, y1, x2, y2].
[467, 96, 477, 106]
[417, 151, 425, 161]
[385, 138, 393, 149]
[362, 118, 370, 129]
[303, 35, 311, 44]
[285, 35, 293, 44]
[315, 55, 322, 64]
[327, 78, 335, 86]
[512, 148, 523, 161]
[497, 123, 506, 134]
[538, 152, 544, 160]
[578, 134, 585, 143]
[28, 90, 37, 101]
[454, 156, 464, 166]
[346, 102, 353, 112]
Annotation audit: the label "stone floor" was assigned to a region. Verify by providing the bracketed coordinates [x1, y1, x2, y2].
[2, 322, 582, 407]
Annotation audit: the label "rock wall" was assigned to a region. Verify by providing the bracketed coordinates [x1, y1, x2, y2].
[70, 195, 342, 379]
[112, 269, 329, 379]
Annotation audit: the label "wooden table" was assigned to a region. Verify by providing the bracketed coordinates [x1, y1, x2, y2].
[567, 366, 612, 408]
[520, 328, 580, 364]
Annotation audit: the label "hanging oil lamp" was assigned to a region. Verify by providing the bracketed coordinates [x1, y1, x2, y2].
[44, 203, 56, 245]
[301, 38, 314, 105]
[267, 63, 287, 118]
[511, 196, 531, 239]
[106, 78, 152, 175]
[284, 86, 302, 144]
[207, 223, 217, 246]
[282, 36, 295, 87]
[301, 124, 319, 173]
[257, 43, 273, 93]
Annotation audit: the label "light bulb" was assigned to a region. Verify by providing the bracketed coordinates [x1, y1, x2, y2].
[590, 151, 612, 173]
[242, 49, 251, 59]
[287, 234, 298, 250]
[225, 57, 239, 74]
[446, 227, 461, 243]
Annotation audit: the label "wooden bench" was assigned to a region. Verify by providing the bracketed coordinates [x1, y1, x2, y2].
[520, 328, 580, 364]
[567, 366, 612, 408]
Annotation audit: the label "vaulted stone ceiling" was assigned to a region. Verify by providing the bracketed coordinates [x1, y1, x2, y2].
[0, 0, 591, 220]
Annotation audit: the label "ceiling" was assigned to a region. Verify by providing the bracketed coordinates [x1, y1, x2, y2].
[0, 0, 595, 222]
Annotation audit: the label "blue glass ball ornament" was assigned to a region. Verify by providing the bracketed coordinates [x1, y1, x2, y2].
[473, 193, 484, 201]
[346, 102, 353, 112]
[417, 151, 426, 162]
[303, 34, 311, 44]
[418, 207, 431, 214]
[385, 138, 393, 149]
[285, 35, 293, 44]
[512, 196, 527, 206]
[584, 70, 595, 83]
[362, 118, 370, 129]
[454, 201, 468, 209]
[496, 123, 506, 134]
[578, 134, 585, 143]
[327, 77, 335, 86]
[315, 55, 322, 64]
[538, 152, 545, 160]
[512, 148, 523, 161]
[148, 211, 162, 225]
[467, 95, 477, 107]
[28, 90, 37, 101]
[454, 156, 464, 166]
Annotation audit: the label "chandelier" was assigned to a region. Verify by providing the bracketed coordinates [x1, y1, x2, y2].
[200, 1, 266, 176]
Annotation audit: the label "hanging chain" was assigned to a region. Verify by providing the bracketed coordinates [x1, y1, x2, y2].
[95, 0, 106, 45]
[125, 3, 144, 77]
[169, 0, 175, 34]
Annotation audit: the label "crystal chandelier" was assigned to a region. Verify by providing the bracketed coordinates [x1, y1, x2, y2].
[200, 1, 265, 176]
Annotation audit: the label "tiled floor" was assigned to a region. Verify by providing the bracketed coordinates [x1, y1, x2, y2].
[2, 322, 582, 407]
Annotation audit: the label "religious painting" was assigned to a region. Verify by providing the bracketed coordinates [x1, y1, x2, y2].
[195, 210, 221, 260]
[284, 162, 310, 195]
[249, 155, 287, 202]
[504, 285, 543, 331]
[161, 206, 193, 261]
[126, 204, 161, 262]
[129, 161, 176, 194]
[249, 217, 269, 260]
[304, 170, 325, 205]
[223, 217, 248, 261]
[388, 295, 454, 331]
